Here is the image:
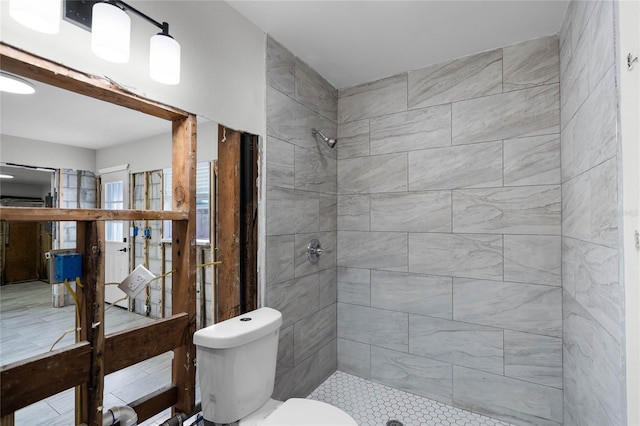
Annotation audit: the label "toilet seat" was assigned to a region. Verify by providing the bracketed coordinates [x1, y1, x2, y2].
[261, 398, 357, 426]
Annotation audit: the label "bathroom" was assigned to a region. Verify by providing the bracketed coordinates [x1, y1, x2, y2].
[0, 1, 638, 425]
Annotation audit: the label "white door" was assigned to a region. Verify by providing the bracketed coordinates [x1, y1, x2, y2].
[101, 168, 129, 308]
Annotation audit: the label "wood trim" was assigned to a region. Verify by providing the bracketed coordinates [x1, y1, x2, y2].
[0, 207, 188, 222]
[171, 115, 197, 415]
[104, 314, 189, 374]
[217, 126, 242, 322]
[0, 43, 188, 121]
[0, 342, 91, 415]
[128, 385, 178, 423]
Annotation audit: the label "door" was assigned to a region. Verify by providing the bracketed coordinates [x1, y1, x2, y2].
[101, 168, 129, 307]
[3, 222, 40, 283]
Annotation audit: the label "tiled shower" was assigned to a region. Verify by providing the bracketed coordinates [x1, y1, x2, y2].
[264, 0, 624, 424]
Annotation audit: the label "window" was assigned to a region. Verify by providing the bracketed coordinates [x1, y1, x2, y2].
[104, 181, 124, 242]
[163, 162, 210, 243]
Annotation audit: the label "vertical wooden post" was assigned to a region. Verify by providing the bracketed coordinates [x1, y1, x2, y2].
[171, 115, 197, 416]
[216, 126, 242, 322]
[76, 221, 105, 426]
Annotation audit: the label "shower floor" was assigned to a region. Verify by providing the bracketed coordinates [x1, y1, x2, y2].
[307, 371, 514, 426]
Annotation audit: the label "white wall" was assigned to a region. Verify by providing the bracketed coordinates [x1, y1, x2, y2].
[0, 134, 96, 171]
[618, 1, 640, 424]
[0, 0, 266, 137]
[96, 120, 218, 173]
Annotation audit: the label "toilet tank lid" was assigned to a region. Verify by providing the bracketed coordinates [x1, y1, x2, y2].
[194, 307, 283, 349]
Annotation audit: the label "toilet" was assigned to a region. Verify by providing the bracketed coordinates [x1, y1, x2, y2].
[194, 307, 357, 426]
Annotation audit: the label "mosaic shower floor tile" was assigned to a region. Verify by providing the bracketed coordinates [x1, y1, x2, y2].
[307, 371, 514, 426]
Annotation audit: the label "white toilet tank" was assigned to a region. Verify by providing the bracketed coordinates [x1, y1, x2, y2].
[194, 307, 283, 424]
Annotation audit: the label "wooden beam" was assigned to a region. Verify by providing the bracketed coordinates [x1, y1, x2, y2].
[104, 314, 189, 374]
[0, 207, 188, 222]
[217, 126, 242, 321]
[128, 385, 178, 423]
[171, 115, 197, 415]
[0, 342, 91, 415]
[0, 43, 188, 121]
[76, 221, 105, 426]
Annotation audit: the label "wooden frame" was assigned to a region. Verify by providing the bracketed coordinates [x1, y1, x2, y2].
[0, 43, 197, 425]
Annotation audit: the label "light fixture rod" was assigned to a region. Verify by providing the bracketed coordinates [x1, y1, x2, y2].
[111, 0, 169, 34]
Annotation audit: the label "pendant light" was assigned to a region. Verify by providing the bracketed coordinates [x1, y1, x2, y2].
[91, 1, 131, 64]
[150, 26, 181, 85]
[9, 0, 61, 34]
[0, 72, 36, 94]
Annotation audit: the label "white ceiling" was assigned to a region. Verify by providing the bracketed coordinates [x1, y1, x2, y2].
[0, 77, 170, 150]
[227, 0, 570, 89]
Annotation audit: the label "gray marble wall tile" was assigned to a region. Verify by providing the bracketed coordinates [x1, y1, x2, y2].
[294, 231, 336, 278]
[569, 67, 617, 177]
[503, 235, 561, 286]
[267, 86, 337, 158]
[294, 231, 338, 277]
[503, 36, 559, 92]
[563, 294, 623, 426]
[408, 141, 502, 190]
[294, 304, 337, 364]
[560, 26, 589, 126]
[266, 187, 318, 236]
[266, 274, 318, 328]
[409, 316, 503, 374]
[561, 237, 578, 298]
[370, 191, 451, 232]
[563, 237, 620, 343]
[319, 193, 337, 232]
[267, 137, 295, 189]
[318, 268, 337, 308]
[504, 330, 562, 389]
[294, 146, 337, 193]
[266, 234, 295, 285]
[369, 105, 451, 155]
[503, 135, 561, 186]
[338, 153, 407, 194]
[338, 74, 407, 123]
[267, 37, 295, 96]
[453, 186, 561, 235]
[338, 338, 371, 379]
[408, 49, 502, 109]
[338, 231, 407, 272]
[372, 346, 453, 404]
[337, 119, 369, 159]
[453, 366, 563, 425]
[569, 0, 597, 55]
[453, 279, 562, 337]
[452, 84, 560, 145]
[277, 324, 294, 372]
[588, 0, 614, 91]
[318, 338, 338, 382]
[295, 58, 338, 122]
[559, 9, 572, 78]
[408, 233, 503, 280]
[562, 158, 617, 247]
[337, 267, 370, 306]
[337, 194, 370, 231]
[371, 271, 452, 319]
[274, 351, 319, 400]
[337, 303, 408, 351]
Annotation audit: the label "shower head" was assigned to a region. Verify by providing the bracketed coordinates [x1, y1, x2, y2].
[312, 128, 337, 148]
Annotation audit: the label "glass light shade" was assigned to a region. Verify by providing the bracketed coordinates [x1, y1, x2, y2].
[9, 0, 61, 34]
[91, 2, 131, 64]
[150, 33, 181, 85]
[0, 73, 36, 94]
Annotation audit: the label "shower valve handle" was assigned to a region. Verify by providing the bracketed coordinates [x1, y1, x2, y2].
[307, 239, 325, 264]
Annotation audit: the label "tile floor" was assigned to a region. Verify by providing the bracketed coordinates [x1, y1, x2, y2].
[307, 371, 514, 426]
